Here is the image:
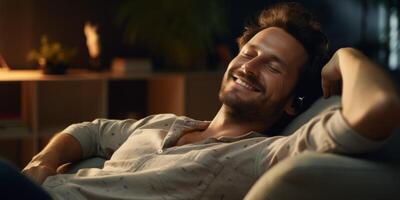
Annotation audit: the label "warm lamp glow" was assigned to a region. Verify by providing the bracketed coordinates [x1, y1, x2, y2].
[84, 22, 100, 59]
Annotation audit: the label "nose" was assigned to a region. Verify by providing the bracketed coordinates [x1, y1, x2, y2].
[240, 60, 258, 76]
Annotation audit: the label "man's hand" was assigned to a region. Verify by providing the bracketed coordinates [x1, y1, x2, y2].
[321, 50, 343, 98]
[321, 47, 400, 140]
[22, 161, 56, 184]
[21, 133, 83, 184]
[22, 151, 58, 184]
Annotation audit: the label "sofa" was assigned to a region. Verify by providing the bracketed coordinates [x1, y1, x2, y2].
[63, 96, 400, 200]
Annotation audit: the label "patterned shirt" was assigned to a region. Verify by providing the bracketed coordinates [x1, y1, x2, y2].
[42, 106, 382, 200]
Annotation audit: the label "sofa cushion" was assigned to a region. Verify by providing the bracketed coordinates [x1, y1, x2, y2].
[282, 96, 341, 135]
[245, 152, 400, 200]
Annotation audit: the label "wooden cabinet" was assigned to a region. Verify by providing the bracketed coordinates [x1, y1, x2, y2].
[0, 70, 222, 167]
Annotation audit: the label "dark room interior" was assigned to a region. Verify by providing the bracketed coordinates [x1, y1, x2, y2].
[0, 0, 399, 199]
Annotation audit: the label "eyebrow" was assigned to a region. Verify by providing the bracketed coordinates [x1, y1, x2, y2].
[246, 44, 288, 68]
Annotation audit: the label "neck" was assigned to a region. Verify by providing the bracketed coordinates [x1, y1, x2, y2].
[202, 105, 278, 138]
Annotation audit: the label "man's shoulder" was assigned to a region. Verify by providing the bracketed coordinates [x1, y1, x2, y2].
[139, 113, 179, 123]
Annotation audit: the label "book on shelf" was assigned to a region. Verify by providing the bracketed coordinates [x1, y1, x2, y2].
[111, 58, 152, 74]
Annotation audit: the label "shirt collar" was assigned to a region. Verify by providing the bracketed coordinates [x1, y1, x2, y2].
[162, 116, 267, 148]
[162, 116, 210, 148]
[216, 131, 266, 142]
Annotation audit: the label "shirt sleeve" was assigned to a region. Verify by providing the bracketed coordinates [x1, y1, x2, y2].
[61, 118, 140, 159]
[257, 107, 386, 174]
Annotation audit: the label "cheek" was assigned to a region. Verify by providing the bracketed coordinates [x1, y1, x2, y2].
[221, 61, 235, 85]
[263, 74, 291, 102]
[222, 57, 243, 82]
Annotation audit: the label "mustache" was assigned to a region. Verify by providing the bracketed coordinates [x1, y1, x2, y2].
[231, 69, 264, 92]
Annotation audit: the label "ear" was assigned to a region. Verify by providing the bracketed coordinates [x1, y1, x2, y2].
[284, 96, 298, 116]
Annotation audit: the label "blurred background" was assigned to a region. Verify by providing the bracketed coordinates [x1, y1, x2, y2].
[0, 0, 399, 74]
[0, 0, 399, 167]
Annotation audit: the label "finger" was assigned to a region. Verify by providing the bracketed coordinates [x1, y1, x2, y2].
[36, 173, 48, 184]
[22, 170, 39, 183]
[21, 169, 33, 178]
[22, 167, 55, 184]
[32, 169, 51, 184]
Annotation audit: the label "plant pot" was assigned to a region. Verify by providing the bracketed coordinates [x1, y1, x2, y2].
[42, 63, 68, 75]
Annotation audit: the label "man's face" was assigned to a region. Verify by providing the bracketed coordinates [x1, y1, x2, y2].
[219, 27, 308, 120]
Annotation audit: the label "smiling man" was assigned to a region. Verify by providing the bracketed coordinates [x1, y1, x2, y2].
[219, 27, 307, 129]
[8, 2, 400, 200]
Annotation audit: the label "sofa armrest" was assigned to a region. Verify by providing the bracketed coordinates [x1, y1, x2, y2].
[245, 152, 400, 200]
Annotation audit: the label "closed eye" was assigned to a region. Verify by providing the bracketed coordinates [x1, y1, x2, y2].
[265, 63, 282, 74]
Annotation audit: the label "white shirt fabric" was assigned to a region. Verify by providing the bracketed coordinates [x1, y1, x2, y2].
[42, 106, 383, 200]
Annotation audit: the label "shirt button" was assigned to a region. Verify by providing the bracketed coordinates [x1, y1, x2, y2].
[157, 149, 163, 154]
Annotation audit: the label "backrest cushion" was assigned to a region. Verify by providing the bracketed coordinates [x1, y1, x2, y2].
[282, 96, 341, 135]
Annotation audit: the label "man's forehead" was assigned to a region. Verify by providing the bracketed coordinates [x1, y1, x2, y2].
[246, 27, 308, 66]
[249, 27, 305, 50]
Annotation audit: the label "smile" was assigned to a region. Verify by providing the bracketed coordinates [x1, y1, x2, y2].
[232, 75, 262, 92]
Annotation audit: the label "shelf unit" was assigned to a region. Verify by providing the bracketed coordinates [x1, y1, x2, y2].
[0, 69, 222, 167]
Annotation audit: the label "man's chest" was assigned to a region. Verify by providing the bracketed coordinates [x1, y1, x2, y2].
[106, 129, 264, 176]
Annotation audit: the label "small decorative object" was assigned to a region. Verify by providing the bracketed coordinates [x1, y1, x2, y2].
[111, 57, 152, 74]
[28, 36, 76, 74]
[84, 22, 101, 70]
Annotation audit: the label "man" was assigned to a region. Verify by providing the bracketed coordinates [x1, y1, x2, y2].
[17, 2, 400, 200]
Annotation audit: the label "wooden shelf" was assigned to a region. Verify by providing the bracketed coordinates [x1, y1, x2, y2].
[0, 123, 30, 139]
[0, 69, 222, 167]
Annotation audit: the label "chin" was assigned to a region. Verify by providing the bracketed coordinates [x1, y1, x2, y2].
[219, 84, 261, 107]
[220, 90, 260, 113]
[220, 90, 287, 122]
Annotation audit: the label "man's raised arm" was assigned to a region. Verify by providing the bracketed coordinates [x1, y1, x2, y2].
[322, 47, 400, 140]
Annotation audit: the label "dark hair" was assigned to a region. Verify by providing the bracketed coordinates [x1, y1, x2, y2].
[238, 2, 329, 114]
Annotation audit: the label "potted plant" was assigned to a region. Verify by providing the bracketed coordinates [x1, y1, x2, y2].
[115, 0, 228, 70]
[28, 36, 76, 74]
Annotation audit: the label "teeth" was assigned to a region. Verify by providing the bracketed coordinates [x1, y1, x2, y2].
[235, 78, 255, 91]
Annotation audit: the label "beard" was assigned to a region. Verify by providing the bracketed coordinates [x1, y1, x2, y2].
[217, 64, 293, 125]
[219, 81, 286, 123]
